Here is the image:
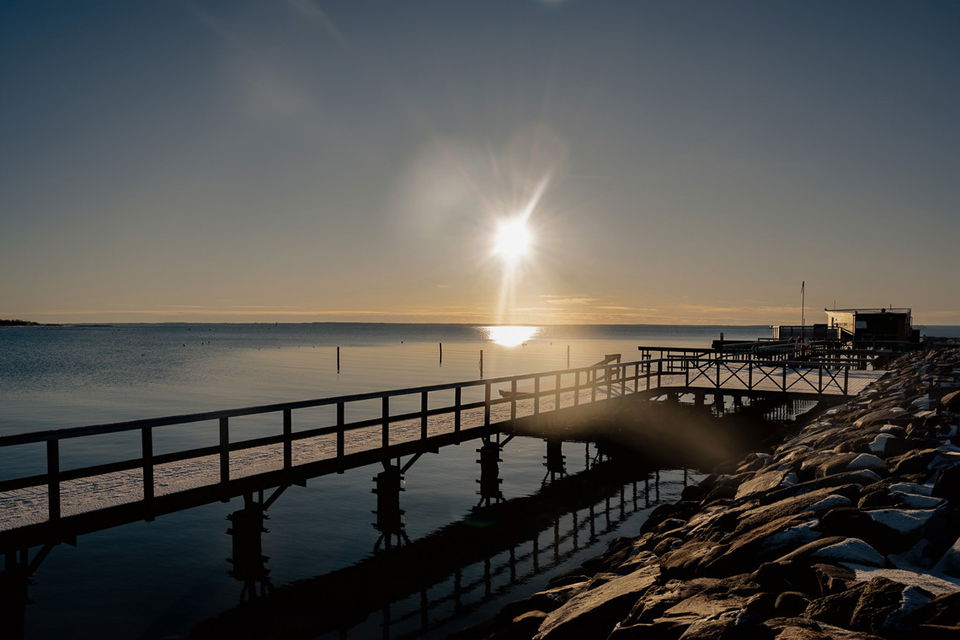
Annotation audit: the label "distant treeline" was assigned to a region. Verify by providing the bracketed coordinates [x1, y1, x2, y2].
[0, 319, 46, 326]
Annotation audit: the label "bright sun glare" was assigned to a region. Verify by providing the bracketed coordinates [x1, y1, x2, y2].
[485, 325, 539, 347]
[493, 218, 532, 264]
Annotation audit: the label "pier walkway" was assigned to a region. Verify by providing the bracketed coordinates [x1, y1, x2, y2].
[0, 350, 882, 548]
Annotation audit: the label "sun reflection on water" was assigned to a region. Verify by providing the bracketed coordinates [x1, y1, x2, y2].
[484, 326, 540, 347]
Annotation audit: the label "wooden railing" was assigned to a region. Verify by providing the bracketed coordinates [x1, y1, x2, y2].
[0, 354, 863, 527]
[638, 343, 884, 369]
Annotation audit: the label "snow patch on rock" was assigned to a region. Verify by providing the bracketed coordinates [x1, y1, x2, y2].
[847, 453, 888, 473]
[808, 494, 853, 512]
[867, 508, 936, 535]
[892, 491, 944, 509]
[889, 482, 933, 496]
[811, 538, 886, 567]
[869, 434, 897, 455]
[844, 564, 960, 596]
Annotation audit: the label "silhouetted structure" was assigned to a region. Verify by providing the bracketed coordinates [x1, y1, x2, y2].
[825, 307, 919, 344]
[226, 496, 272, 601]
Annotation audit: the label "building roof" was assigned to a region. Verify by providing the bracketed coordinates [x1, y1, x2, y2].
[824, 308, 911, 314]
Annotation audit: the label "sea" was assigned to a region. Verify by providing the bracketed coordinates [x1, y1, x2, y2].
[1, 322, 957, 639]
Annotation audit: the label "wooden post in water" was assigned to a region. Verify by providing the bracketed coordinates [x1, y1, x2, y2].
[480, 349, 484, 377]
[439, 342, 443, 366]
[566, 345, 570, 369]
[337, 346, 340, 373]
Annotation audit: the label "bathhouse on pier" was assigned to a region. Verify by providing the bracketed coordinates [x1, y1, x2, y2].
[772, 307, 919, 347]
[825, 307, 918, 344]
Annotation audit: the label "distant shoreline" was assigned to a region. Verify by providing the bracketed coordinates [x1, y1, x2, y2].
[0, 319, 61, 327]
[1, 320, 958, 331]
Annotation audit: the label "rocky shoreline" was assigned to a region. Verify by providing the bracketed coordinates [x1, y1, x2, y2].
[460, 347, 960, 640]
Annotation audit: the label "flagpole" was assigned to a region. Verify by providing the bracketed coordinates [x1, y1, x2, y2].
[800, 281, 805, 343]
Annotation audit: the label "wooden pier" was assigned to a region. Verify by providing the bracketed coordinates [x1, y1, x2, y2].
[0, 350, 882, 550]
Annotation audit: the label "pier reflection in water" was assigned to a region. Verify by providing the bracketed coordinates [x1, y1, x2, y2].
[0, 432, 696, 640]
[194, 438, 691, 640]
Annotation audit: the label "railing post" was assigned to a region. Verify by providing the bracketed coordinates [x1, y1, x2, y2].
[633, 363, 639, 393]
[420, 390, 428, 440]
[656, 360, 662, 389]
[283, 408, 292, 470]
[382, 396, 390, 448]
[336, 401, 345, 464]
[555, 373, 562, 409]
[510, 379, 517, 421]
[715, 356, 721, 388]
[818, 366, 823, 394]
[454, 387, 462, 434]
[782, 364, 788, 392]
[844, 367, 849, 395]
[484, 382, 491, 426]
[47, 439, 60, 522]
[537, 375, 543, 412]
[572, 371, 579, 407]
[219, 417, 229, 487]
[748, 361, 753, 390]
[141, 426, 154, 502]
[591, 368, 598, 402]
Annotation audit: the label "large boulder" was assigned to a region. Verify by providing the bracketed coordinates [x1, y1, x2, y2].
[933, 465, 960, 505]
[778, 537, 886, 567]
[705, 513, 821, 576]
[736, 470, 795, 501]
[849, 578, 933, 634]
[805, 583, 868, 627]
[854, 408, 908, 429]
[763, 617, 886, 639]
[941, 390, 960, 411]
[913, 591, 960, 626]
[731, 486, 857, 537]
[661, 541, 730, 578]
[847, 455, 888, 474]
[819, 507, 921, 554]
[533, 564, 660, 640]
[623, 577, 722, 625]
[762, 471, 882, 503]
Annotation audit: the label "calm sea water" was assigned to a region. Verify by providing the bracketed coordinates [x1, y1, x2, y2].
[1, 323, 956, 639]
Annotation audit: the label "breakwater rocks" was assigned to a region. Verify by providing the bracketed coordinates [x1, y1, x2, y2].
[461, 348, 960, 640]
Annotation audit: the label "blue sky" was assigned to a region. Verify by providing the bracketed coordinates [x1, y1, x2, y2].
[1, 1, 958, 324]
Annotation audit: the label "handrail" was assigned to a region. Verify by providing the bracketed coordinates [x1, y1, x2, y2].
[0, 361, 647, 447]
[0, 354, 868, 529]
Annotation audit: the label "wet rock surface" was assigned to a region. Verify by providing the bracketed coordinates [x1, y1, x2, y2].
[455, 348, 960, 640]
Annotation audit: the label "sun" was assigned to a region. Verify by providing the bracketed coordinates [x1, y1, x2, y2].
[493, 218, 532, 265]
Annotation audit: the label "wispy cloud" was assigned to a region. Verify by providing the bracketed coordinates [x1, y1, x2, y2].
[540, 294, 598, 306]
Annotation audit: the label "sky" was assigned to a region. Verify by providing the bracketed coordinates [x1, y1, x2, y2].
[1, 0, 958, 325]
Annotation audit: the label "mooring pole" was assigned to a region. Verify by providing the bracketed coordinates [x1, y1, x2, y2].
[480, 349, 484, 377]
[566, 345, 570, 369]
[336, 346, 340, 373]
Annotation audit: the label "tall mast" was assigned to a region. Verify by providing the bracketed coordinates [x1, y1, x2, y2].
[800, 281, 805, 342]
